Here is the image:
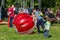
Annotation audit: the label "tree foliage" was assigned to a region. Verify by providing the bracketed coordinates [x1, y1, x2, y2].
[41, 0, 56, 8]
[6, 0, 15, 8]
[4, 0, 60, 8]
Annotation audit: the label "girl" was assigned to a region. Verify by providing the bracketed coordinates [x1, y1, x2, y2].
[31, 12, 37, 28]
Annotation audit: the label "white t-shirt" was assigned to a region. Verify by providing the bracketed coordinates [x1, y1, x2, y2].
[45, 21, 50, 30]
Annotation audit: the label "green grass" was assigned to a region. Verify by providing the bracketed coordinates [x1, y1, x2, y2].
[0, 24, 60, 40]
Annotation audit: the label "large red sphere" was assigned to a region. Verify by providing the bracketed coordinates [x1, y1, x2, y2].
[13, 13, 34, 34]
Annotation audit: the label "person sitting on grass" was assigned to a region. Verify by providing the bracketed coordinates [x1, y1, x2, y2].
[44, 16, 51, 38]
[56, 8, 60, 23]
[48, 11, 56, 24]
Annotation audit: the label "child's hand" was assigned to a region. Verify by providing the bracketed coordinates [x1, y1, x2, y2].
[8, 12, 11, 15]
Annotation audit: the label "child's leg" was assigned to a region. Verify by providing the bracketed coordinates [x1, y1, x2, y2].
[34, 20, 37, 28]
[8, 16, 10, 27]
[44, 30, 49, 38]
[10, 17, 14, 27]
[40, 19, 45, 29]
[36, 20, 40, 33]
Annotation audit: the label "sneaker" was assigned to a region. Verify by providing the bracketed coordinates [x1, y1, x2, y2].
[45, 35, 52, 38]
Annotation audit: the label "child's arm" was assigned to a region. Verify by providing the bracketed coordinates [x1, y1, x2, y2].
[8, 12, 11, 15]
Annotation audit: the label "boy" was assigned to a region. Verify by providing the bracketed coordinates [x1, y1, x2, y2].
[32, 9, 45, 33]
[44, 16, 51, 38]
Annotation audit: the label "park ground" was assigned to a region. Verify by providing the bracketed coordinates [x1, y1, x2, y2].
[0, 24, 60, 40]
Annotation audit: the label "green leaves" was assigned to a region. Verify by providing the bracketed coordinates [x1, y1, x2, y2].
[6, 0, 15, 8]
[4, 0, 60, 8]
[42, 0, 56, 8]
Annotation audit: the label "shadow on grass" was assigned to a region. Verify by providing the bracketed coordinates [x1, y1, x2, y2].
[30, 31, 44, 34]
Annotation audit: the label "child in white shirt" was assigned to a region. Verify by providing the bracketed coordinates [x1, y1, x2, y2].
[44, 16, 51, 38]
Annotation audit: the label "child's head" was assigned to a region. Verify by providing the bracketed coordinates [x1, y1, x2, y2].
[32, 8, 36, 12]
[32, 12, 35, 15]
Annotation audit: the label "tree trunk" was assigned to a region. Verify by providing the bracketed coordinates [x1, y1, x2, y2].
[1, 0, 5, 7]
[38, 0, 41, 10]
[30, 0, 34, 9]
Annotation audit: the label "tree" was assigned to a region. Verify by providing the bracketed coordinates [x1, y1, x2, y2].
[6, 0, 15, 8]
[41, 0, 56, 8]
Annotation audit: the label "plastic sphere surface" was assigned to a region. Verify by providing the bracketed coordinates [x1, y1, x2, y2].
[13, 13, 34, 34]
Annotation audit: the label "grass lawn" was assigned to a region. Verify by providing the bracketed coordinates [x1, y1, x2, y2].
[0, 24, 60, 40]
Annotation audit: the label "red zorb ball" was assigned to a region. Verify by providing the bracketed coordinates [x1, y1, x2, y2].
[13, 13, 34, 34]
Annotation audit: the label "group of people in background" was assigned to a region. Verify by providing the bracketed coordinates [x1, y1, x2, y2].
[0, 4, 60, 38]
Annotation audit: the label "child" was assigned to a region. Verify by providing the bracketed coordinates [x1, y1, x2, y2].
[31, 12, 37, 28]
[44, 16, 51, 38]
[8, 5, 15, 27]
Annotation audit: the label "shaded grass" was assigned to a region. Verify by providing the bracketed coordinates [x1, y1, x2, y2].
[0, 24, 60, 40]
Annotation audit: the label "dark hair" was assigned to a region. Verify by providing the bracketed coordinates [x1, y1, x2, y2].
[32, 8, 36, 10]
